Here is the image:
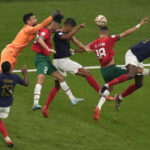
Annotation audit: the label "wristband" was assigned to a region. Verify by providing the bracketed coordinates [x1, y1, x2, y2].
[136, 24, 141, 29]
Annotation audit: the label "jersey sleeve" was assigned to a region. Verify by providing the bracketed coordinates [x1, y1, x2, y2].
[110, 34, 120, 42]
[88, 40, 96, 50]
[14, 74, 25, 85]
[55, 31, 64, 39]
[38, 29, 49, 40]
[24, 16, 53, 34]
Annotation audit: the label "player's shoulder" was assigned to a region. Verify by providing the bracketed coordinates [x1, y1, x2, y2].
[39, 27, 49, 35]
[55, 30, 64, 36]
[109, 35, 118, 39]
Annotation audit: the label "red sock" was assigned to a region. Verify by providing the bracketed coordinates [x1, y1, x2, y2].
[86, 75, 100, 93]
[0, 120, 8, 138]
[45, 86, 60, 109]
[108, 74, 128, 87]
[121, 83, 137, 98]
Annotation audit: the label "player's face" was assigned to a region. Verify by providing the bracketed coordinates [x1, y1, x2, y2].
[65, 25, 74, 32]
[28, 15, 38, 26]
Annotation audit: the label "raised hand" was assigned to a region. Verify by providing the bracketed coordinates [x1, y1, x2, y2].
[140, 17, 149, 25]
[21, 65, 28, 74]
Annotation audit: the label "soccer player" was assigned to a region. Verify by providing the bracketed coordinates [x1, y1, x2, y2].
[0, 61, 29, 147]
[32, 17, 84, 110]
[86, 17, 148, 121]
[0, 10, 62, 72]
[103, 38, 150, 111]
[41, 18, 106, 117]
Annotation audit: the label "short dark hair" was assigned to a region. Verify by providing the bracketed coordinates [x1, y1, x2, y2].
[53, 15, 64, 24]
[2, 61, 11, 73]
[100, 26, 109, 31]
[64, 18, 76, 27]
[23, 13, 34, 24]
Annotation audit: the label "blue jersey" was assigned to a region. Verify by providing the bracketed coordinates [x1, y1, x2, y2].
[131, 39, 150, 62]
[0, 73, 25, 107]
[53, 31, 71, 59]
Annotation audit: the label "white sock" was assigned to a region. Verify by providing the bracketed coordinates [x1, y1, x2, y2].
[98, 90, 110, 110]
[119, 94, 123, 100]
[60, 81, 76, 102]
[34, 84, 42, 106]
[143, 68, 150, 76]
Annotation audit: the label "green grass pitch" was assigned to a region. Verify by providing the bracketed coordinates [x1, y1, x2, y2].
[0, 0, 150, 149]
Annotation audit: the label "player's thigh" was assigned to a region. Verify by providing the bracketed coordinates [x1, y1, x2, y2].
[58, 58, 83, 75]
[100, 65, 127, 83]
[0, 107, 10, 119]
[125, 50, 138, 67]
[53, 59, 67, 77]
[36, 60, 50, 76]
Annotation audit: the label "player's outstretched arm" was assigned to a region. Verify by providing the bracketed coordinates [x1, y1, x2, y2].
[30, 10, 61, 34]
[60, 23, 86, 40]
[37, 37, 56, 53]
[71, 36, 91, 52]
[21, 66, 29, 86]
[120, 17, 149, 39]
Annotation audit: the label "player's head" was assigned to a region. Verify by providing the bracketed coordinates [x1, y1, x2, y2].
[64, 18, 76, 32]
[99, 26, 109, 37]
[1, 61, 11, 73]
[47, 15, 63, 32]
[23, 13, 37, 26]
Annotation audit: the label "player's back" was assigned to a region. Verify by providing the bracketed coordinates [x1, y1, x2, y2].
[0, 73, 25, 107]
[90, 35, 119, 67]
[53, 31, 71, 59]
[5, 25, 36, 57]
[131, 39, 150, 62]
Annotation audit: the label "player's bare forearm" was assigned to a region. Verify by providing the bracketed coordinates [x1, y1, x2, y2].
[21, 66, 29, 86]
[23, 73, 29, 86]
[120, 17, 149, 38]
[60, 23, 86, 40]
[75, 49, 86, 53]
[71, 36, 86, 49]
[32, 10, 61, 33]
[37, 38, 56, 53]
[38, 38, 50, 52]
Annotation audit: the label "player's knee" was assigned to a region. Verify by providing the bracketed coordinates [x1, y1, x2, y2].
[37, 74, 45, 85]
[58, 75, 64, 82]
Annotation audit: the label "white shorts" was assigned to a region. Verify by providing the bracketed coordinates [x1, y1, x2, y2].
[125, 50, 143, 68]
[53, 58, 83, 76]
[0, 107, 10, 119]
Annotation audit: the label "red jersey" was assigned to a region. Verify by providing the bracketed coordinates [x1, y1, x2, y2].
[32, 27, 52, 56]
[89, 35, 120, 67]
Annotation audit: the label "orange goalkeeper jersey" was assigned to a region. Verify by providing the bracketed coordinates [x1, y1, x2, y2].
[4, 16, 53, 57]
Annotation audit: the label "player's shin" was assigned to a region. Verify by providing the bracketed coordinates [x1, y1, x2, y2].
[98, 90, 110, 110]
[45, 86, 60, 109]
[60, 81, 76, 102]
[106, 74, 128, 87]
[86, 75, 100, 92]
[120, 83, 137, 99]
[0, 120, 8, 138]
[34, 84, 42, 106]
